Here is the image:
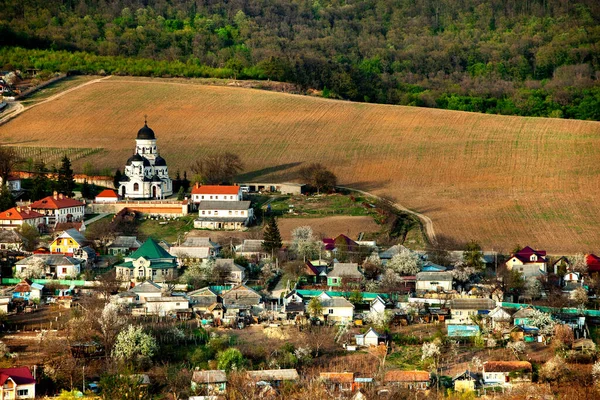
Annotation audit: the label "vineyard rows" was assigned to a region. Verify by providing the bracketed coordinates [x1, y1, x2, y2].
[6, 146, 103, 168]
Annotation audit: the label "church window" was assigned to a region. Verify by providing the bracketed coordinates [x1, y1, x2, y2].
[134, 183, 139, 191]
[142, 148, 145, 154]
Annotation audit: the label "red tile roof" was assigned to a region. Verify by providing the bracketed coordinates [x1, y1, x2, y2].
[384, 370, 430, 382]
[483, 361, 532, 373]
[30, 194, 84, 210]
[96, 189, 119, 198]
[587, 254, 600, 273]
[0, 207, 44, 220]
[320, 372, 354, 383]
[0, 367, 35, 385]
[191, 185, 240, 195]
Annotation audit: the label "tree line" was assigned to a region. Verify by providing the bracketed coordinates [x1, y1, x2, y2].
[1, 0, 599, 120]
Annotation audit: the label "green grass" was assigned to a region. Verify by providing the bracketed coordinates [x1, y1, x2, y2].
[386, 345, 425, 370]
[262, 193, 375, 218]
[137, 215, 196, 243]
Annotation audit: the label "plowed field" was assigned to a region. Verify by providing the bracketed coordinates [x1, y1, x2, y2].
[1, 76, 599, 252]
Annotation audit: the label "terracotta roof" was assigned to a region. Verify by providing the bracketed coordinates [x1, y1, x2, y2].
[96, 189, 119, 198]
[483, 361, 532, 373]
[0, 207, 44, 220]
[30, 194, 84, 210]
[320, 372, 354, 383]
[384, 370, 430, 382]
[0, 367, 35, 385]
[191, 185, 240, 195]
[586, 254, 600, 273]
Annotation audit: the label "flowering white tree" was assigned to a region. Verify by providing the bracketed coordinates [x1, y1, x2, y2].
[366, 252, 382, 266]
[571, 253, 588, 274]
[16, 258, 46, 279]
[572, 287, 589, 309]
[507, 341, 526, 359]
[387, 248, 422, 276]
[528, 309, 556, 336]
[113, 325, 158, 362]
[367, 310, 393, 332]
[99, 302, 127, 351]
[291, 226, 321, 261]
[539, 356, 569, 383]
[450, 261, 477, 283]
[421, 342, 440, 361]
[592, 360, 600, 383]
[524, 278, 543, 300]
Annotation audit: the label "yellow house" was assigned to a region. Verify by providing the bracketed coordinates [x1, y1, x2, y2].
[50, 229, 86, 255]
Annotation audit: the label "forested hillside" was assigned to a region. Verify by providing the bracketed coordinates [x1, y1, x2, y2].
[1, 0, 600, 119]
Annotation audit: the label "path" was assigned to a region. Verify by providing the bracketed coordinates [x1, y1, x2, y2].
[0, 76, 113, 126]
[84, 213, 110, 225]
[337, 186, 437, 245]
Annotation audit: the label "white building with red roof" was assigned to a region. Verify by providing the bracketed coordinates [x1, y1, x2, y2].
[190, 183, 242, 204]
[0, 207, 44, 230]
[29, 192, 85, 225]
[0, 366, 36, 398]
[506, 246, 547, 278]
[95, 189, 119, 203]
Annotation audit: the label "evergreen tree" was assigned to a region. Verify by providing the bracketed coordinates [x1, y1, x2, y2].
[57, 156, 75, 196]
[81, 179, 91, 199]
[463, 241, 485, 271]
[182, 171, 190, 190]
[0, 185, 15, 211]
[113, 169, 122, 189]
[177, 186, 185, 200]
[262, 216, 282, 259]
[31, 161, 50, 201]
[173, 170, 181, 193]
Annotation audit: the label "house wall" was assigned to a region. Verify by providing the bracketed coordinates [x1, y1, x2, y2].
[193, 220, 247, 230]
[192, 191, 242, 203]
[454, 380, 475, 392]
[145, 299, 189, 314]
[51, 237, 80, 254]
[449, 309, 479, 324]
[416, 280, 452, 291]
[54, 263, 80, 278]
[115, 266, 177, 282]
[95, 197, 118, 203]
[507, 258, 546, 278]
[325, 306, 353, 322]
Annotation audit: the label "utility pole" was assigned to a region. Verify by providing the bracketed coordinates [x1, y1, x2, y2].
[82, 365, 85, 394]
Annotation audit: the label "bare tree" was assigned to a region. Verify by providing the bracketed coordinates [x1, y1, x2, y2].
[0, 146, 21, 186]
[190, 152, 243, 184]
[298, 163, 337, 194]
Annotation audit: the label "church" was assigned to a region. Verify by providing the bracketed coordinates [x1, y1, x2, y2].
[118, 121, 173, 199]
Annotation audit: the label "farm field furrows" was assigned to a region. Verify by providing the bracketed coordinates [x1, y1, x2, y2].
[0, 76, 599, 252]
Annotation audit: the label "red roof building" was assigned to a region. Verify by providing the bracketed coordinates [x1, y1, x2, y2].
[0, 207, 44, 230]
[0, 366, 36, 399]
[190, 184, 242, 203]
[95, 189, 119, 203]
[587, 254, 600, 273]
[29, 192, 85, 225]
[512, 246, 547, 263]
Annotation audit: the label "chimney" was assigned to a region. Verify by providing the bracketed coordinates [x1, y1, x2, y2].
[16, 206, 20, 212]
[59, 193, 64, 199]
[53, 191, 58, 200]
[195, 182, 200, 189]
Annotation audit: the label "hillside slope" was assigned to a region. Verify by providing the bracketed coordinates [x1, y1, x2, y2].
[1, 76, 599, 252]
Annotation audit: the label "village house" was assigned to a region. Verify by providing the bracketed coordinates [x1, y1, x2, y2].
[487, 306, 515, 330]
[115, 238, 178, 282]
[246, 369, 299, 388]
[107, 236, 142, 256]
[170, 237, 221, 261]
[16, 254, 82, 279]
[0, 207, 44, 230]
[513, 306, 536, 326]
[213, 259, 246, 284]
[320, 372, 355, 393]
[322, 234, 359, 258]
[301, 260, 328, 284]
[141, 296, 189, 316]
[448, 298, 497, 324]
[194, 201, 254, 230]
[235, 239, 269, 261]
[452, 370, 480, 392]
[0, 297, 9, 314]
[116, 280, 163, 305]
[416, 271, 453, 292]
[50, 228, 86, 255]
[0, 366, 36, 399]
[0, 230, 25, 252]
[355, 327, 385, 347]
[586, 254, 600, 274]
[191, 184, 243, 205]
[327, 263, 363, 287]
[187, 287, 218, 308]
[94, 189, 119, 203]
[552, 256, 571, 275]
[506, 246, 547, 278]
[370, 296, 387, 315]
[318, 292, 354, 323]
[10, 279, 44, 302]
[482, 361, 532, 385]
[508, 325, 540, 342]
[378, 244, 412, 265]
[191, 370, 227, 395]
[0, 174, 21, 192]
[30, 192, 85, 225]
[221, 284, 262, 310]
[383, 370, 430, 390]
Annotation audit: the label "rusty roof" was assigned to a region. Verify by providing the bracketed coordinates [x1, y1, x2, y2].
[483, 361, 532, 373]
[319, 372, 354, 383]
[384, 370, 430, 382]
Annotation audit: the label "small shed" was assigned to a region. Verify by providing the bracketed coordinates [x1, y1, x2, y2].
[355, 327, 384, 347]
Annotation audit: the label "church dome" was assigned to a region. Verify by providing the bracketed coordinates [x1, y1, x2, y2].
[137, 123, 156, 140]
[151, 175, 163, 182]
[154, 155, 167, 166]
[127, 154, 151, 166]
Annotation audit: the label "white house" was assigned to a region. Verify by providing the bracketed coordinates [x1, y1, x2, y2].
[117, 122, 173, 199]
[482, 361, 532, 385]
[170, 237, 221, 261]
[0, 175, 21, 192]
[355, 327, 384, 347]
[505, 246, 547, 278]
[318, 292, 354, 323]
[416, 272, 453, 292]
[15, 254, 82, 279]
[191, 184, 242, 204]
[94, 189, 119, 203]
[142, 296, 189, 316]
[448, 298, 496, 324]
[235, 239, 269, 261]
[0, 367, 36, 399]
[487, 306, 515, 330]
[116, 280, 163, 305]
[213, 259, 246, 284]
[29, 193, 85, 225]
[370, 296, 387, 314]
[0, 207, 44, 230]
[194, 201, 254, 230]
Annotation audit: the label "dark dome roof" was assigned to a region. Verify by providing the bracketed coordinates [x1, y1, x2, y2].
[151, 175, 162, 182]
[137, 123, 155, 140]
[119, 175, 130, 182]
[127, 154, 151, 166]
[154, 155, 167, 166]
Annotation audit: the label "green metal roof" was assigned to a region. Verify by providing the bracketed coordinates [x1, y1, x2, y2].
[130, 238, 175, 260]
[116, 261, 176, 270]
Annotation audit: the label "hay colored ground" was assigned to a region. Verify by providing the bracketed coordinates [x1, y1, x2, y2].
[1, 76, 599, 252]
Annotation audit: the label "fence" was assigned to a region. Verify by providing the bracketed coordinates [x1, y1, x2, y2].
[501, 302, 600, 317]
[2, 278, 86, 286]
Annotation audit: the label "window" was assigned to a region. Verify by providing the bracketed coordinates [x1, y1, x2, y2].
[17, 389, 28, 396]
[235, 211, 238, 215]
[214, 211, 218, 215]
[229, 211, 232, 215]
[133, 183, 139, 191]
[62, 267, 67, 274]
[176, 303, 180, 306]
[202, 211, 205, 215]
[201, 196, 204, 199]
[210, 196, 213, 199]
